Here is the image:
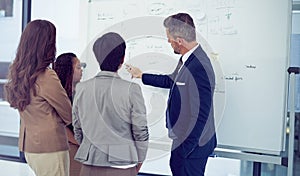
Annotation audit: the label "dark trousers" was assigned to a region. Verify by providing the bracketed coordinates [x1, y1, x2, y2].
[170, 149, 208, 176]
[69, 142, 81, 176]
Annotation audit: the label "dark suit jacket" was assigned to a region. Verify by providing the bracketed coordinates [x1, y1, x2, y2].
[142, 45, 217, 159]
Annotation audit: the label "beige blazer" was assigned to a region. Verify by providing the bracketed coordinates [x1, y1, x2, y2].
[73, 71, 149, 166]
[19, 68, 72, 153]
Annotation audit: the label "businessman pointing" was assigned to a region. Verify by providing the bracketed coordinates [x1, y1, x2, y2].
[127, 13, 217, 176]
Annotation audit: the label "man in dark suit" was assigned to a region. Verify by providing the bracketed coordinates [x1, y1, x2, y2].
[127, 13, 217, 176]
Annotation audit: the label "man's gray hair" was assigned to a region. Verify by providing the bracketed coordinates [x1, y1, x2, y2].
[163, 13, 196, 42]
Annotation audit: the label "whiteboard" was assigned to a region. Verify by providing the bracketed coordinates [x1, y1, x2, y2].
[80, 0, 291, 162]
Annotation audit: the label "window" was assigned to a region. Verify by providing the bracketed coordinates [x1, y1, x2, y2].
[0, 62, 10, 100]
[0, 0, 13, 17]
[0, 0, 22, 160]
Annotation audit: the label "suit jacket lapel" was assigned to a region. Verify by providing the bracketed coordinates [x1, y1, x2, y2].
[168, 52, 195, 104]
[167, 46, 203, 106]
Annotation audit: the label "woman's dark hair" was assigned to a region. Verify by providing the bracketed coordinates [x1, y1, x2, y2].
[93, 32, 126, 72]
[53, 52, 77, 102]
[4, 20, 56, 111]
[163, 13, 196, 42]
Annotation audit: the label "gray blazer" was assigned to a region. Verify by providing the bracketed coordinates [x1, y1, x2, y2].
[72, 71, 149, 166]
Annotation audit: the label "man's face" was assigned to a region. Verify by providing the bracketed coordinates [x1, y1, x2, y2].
[166, 29, 180, 55]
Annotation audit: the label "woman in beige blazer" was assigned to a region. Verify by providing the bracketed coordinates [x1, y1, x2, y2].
[5, 20, 72, 176]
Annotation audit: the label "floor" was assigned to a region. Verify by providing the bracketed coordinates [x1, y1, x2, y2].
[0, 158, 239, 176]
[0, 154, 299, 176]
[0, 136, 299, 176]
[0, 159, 35, 176]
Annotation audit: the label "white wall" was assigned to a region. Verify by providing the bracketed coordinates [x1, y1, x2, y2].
[31, 0, 87, 58]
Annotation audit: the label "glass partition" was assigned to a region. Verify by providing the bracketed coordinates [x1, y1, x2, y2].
[0, 0, 23, 160]
[0, 0, 83, 162]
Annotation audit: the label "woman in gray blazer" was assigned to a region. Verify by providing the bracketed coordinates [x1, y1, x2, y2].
[72, 32, 149, 176]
